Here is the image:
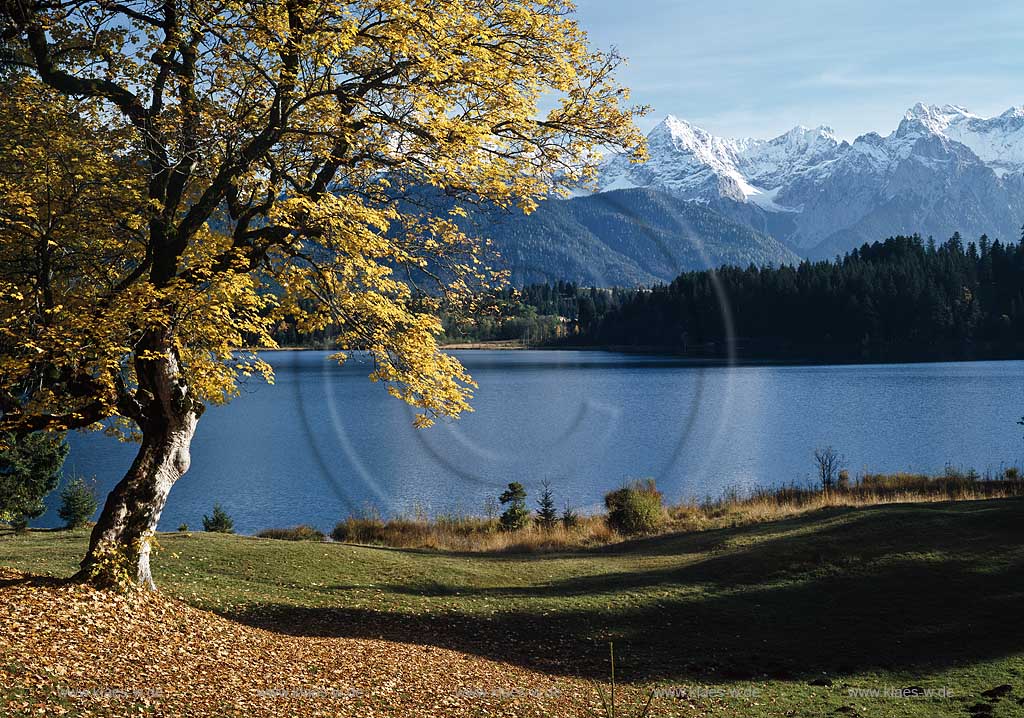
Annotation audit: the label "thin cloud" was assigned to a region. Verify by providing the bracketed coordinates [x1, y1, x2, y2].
[576, 0, 1024, 139]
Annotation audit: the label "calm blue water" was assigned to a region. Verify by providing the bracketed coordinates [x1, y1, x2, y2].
[39, 351, 1024, 534]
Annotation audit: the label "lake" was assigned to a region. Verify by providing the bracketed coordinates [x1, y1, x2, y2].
[40, 350, 1024, 534]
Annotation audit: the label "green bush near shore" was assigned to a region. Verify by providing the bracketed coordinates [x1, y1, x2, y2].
[604, 479, 665, 535]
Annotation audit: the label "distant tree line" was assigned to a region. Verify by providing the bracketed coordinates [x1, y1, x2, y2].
[438, 281, 626, 345]
[578, 232, 1024, 360]
[273, 231, 1024, 361]
[269, 281, 628, 347]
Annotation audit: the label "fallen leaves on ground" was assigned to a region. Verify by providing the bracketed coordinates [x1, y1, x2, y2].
[0, 569, 699, 718]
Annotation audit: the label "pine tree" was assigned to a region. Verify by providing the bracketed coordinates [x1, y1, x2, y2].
[58, 477, 99, 529]
[535, 481, 558, 530]
[498, 483, 530, 532]
[0, 432, 68, 531]
[202, 504, 235, 534]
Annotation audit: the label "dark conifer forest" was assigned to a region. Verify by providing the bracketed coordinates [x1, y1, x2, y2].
[438, 232, 1024, 361]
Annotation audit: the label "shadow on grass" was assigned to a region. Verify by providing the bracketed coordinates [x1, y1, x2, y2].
[0, 573, 73, 589]
[227, 499, 1024, 682]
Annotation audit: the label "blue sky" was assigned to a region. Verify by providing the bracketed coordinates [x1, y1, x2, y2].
[574, 0, 1024, 140]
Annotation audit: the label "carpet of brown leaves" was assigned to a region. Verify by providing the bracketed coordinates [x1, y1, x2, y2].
[0, 569, 617, 717]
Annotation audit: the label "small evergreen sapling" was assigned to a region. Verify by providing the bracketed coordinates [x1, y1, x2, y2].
[202, 504, 235, 533]
[535, 481, 558, 530]
[58, 476, 99, 529]
[498, 482, 530, 531]
[561, 503, 580, 529]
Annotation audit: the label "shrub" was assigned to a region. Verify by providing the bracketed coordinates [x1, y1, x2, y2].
[177, 523, 189, 532]
[202, 504, 234, 533]
[332, 504, 389, 543]
[837, 469, 851, 491]
[58, 476, 99, 529]
[561, 504, 580, 529]
[0, 431, 68, 531]
[332, 517, 386, 543]
[604, 479, 664, 535]
[258, 525, 325, 541]
[535, 481, 558, 530]
[498, 482, 530, 531]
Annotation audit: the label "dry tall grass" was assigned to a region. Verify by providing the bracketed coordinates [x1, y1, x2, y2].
[315, 468, 1024, 553]
[675, 468, 1024, 529]
[330, 512, 617, 552]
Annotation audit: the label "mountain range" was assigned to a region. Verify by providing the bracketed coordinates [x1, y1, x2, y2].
[597, 104, 1024, 259]
[474, 104, 1024, 286]
[470, 189, 799, 286]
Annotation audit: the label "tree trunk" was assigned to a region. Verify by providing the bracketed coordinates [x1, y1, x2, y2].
[77, 341, 202, 590]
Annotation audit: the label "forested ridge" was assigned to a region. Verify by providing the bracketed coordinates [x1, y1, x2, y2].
[467, 187, 800, 286]
[437, 232, 1024, 361]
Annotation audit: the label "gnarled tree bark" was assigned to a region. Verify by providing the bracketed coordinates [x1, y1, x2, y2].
[77, 336, 203, 589]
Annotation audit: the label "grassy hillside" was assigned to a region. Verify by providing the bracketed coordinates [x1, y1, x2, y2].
[2, 499, 1023, 717]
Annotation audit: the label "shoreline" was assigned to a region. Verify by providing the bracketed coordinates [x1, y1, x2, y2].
[242, 342, 1024, 369]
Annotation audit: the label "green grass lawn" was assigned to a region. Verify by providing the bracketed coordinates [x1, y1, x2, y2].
[3, 498, 1024, 717]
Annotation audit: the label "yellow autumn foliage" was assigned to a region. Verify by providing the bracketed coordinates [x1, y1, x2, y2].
[0, 0, 646, 433]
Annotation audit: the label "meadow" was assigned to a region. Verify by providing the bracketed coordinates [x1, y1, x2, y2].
[2, 495, 1022, 717]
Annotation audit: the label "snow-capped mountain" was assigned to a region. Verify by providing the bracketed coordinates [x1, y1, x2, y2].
[916, 104, 1024, 176]
[599, 105, 1024, 256]
[600, 116, 846, 209]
